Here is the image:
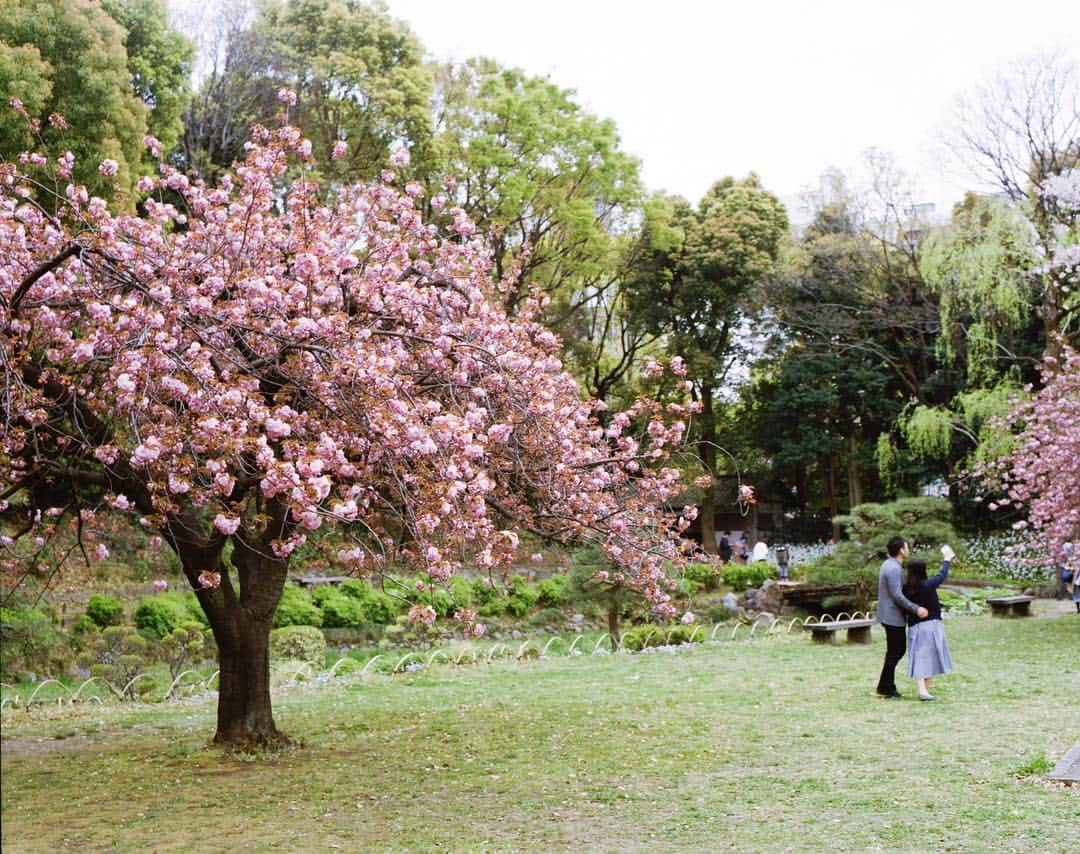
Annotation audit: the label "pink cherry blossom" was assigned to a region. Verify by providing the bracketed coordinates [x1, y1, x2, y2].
[214, 514, 241, 535]
[0, 117, 700, 741]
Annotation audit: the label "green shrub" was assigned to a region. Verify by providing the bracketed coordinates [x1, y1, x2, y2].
[318, 589, 367, 629]
[450, 575, 474, 609]
[505, 575, 539, 617]
[805, 497, 959, 610]
[71, 613, 99, 635]
[85, 594, 124, 629]
[78, 625, 152, 698]
[665, 624, 704, 646]
[0, 606, 69, 678]
[323, 625, 383, 646]
[536, 574, 569, 607]
[159, 622, 211, 691]
[478, 596, 506, 617]
[401, 577, 455, 617]
[274, 584, 323, 627]
[133, 592, 191, 639]
[269, 625, 326, 668]
[310, 585, 341, 607]
[339, 579, 401, 624]
[620, 624, 668, 651]
[470, 577, 501, 606]
[684, 562, 721, 592]
[722, 562, 773, 589]
[675, 576, 702, 600]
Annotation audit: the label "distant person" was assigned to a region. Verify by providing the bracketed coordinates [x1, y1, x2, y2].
[718, 532, 733, 564]
[751, 541, 769, 562]
[1056, 542, 1074, 600]
[735, 535, 748, 564]
[876, 536, 928, 699]
[903, 545, 955, 701]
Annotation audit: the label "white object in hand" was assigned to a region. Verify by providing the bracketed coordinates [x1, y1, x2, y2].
[941, 544, 955, 561]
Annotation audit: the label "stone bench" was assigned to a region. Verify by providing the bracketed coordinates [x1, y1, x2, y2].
[806, 618, 875, 644]
[985, 595, 1033, 618]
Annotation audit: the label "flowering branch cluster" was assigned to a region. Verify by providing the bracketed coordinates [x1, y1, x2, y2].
[1, 110, 696, 619]
[973, 344, 1080, 555]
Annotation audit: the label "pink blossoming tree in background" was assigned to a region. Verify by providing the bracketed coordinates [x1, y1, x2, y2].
[976, 344, 1080, 556]
[0, 105, 697, 745]
[976, 169, 1080, 558]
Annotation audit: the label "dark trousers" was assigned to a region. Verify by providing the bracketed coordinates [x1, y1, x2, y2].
[876, 623, 907, 695]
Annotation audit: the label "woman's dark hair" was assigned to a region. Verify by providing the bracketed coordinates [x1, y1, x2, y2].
[903, 558, 928, 597]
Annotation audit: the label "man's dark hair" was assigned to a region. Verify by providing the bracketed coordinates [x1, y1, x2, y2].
[886, 536, 907, 558]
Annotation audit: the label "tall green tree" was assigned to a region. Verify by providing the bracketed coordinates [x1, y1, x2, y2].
[181, 0, 431, 182]
[766, 170, 954, 499]
[625, 176, 788, 552]
[428, 58, 644, 318]
[0, 0, 147, 199]
[747, 346, 897, 539]
[102, 0, 194, 156]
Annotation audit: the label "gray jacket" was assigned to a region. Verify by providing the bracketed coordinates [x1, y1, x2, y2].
[876, 557, 921, 626]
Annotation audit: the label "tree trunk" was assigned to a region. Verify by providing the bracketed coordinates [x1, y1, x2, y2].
[698, 384, 717, 554]
[213, 606, 285, 746]
[172, 522, 292, 748]
[607, 598, 621, 650]
[827, 454, 841, 542]
[847, 433, 862, 510]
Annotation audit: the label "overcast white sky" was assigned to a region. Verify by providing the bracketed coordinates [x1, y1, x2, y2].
[383, 0, 1080, 219]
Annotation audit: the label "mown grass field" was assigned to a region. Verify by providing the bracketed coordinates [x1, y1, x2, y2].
[2, 603, 1077, 852]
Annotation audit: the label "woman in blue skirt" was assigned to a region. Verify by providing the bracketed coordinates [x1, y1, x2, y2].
[902, 545, 955, 701]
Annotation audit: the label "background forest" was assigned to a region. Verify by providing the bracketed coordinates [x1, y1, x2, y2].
[1, 0, 1077, 550]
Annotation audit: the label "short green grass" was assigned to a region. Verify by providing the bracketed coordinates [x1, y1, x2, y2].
[2, 607, 1078, 851]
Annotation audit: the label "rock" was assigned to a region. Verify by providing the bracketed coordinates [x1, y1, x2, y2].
[571, 613, 585, 624]
[722, 592, 741, 613]
[756, 580, 784, 613]
[510, 629, 524, 640]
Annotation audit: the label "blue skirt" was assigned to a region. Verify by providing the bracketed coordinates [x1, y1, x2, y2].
[907, 619, 953, 679]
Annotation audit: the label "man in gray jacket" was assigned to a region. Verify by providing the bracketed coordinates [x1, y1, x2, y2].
[876, 536, 928, 698]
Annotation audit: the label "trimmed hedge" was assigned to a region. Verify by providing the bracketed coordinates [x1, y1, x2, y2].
[721, 562, 774, 589]
[269, 625, 326, 667]
[133, 592, 191, 639]
[85, 594, 124, 629]
[274, 583, 323, 628]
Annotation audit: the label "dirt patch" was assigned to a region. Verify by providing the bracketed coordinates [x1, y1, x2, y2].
[1033, 598, 1078, 618]
[1, 733, 103, 758]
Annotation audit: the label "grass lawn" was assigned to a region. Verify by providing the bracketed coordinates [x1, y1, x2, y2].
[2, 604, 1077, 851]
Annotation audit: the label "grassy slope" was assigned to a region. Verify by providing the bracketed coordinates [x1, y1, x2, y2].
[2, 606, 1078, 852]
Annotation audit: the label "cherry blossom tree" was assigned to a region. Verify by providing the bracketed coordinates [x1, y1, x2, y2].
[0, 100, 696, 746]
[975, 169, 1080, 557]
[976, 344, 1080, 556]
